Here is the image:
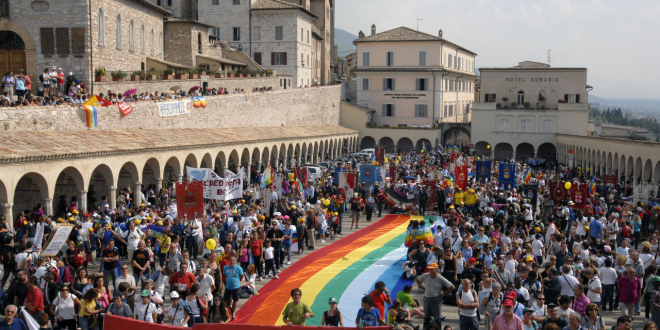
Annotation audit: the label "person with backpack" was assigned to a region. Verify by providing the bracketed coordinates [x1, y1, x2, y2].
[521, 308, 538, 330]
[0, 234, 16, 288]
[133, 289, 158, 323]
[457, 278, 479, 330]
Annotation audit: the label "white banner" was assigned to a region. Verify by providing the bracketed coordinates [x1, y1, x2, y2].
[273, 173, 283, 198]
[158, 99, 191, 117]
[41, 225, 73, 256]
[225, 167, 244, 201]
[186, 166, 226, 200]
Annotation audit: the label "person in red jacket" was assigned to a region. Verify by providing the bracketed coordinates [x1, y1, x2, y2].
[25, 276, 44, 319]
[168, 262, 196, 299]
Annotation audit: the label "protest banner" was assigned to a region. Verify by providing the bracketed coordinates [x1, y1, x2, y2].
[176, 181, 204, 220]
[40, 225, 74, 256]
[186, 166, 226, 200]
[158, 99, 191, 117]
[225, 167, 245, 200]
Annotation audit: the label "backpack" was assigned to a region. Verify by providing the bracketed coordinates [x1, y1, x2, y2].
[38, 74, 44, 83]
[59, 266, 73, 283]
[0, 246, 14, 266]
[457, 288, 477, 302]
[516, 290, 526, 304]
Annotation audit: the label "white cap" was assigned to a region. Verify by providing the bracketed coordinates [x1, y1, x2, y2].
[170, 291, 179, 299]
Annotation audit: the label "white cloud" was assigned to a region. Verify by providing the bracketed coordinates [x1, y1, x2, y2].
[336, 0, 660, 98]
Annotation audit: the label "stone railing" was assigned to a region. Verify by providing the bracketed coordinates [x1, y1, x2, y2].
[0, 85, 341, 131]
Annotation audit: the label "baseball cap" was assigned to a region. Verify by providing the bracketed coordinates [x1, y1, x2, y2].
[525, 256, 533, 261]
[140, 289, 150, 297]
[196, 265, 203, 271]
[523, 308, 534, 314]
[468, 257, 477, 264]
[427, 263, 438, 269]
[328, 297, 337, 303]
[507, 291, 518, 299]
[502, 299, 514, 307]
[652, 276, 660, 283]
[170, 291, 180, 299]
[113, 291, 122, 298]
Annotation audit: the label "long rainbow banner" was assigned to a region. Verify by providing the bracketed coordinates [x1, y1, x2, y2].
[233, 215, 442, 326]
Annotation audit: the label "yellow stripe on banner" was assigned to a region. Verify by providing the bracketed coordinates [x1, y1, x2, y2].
[274, 219, 411, 325]
[409, 215, 425, 221]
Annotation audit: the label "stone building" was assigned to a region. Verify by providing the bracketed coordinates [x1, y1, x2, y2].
[471, 61, 591, 161]
[353, 25, 478, 127]
[197, 0, 334, 86]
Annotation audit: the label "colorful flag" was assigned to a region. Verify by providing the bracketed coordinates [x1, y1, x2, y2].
[438, 145, 446, 156]
[82, 105, 98, 127]
[524, 167, 533, 184]
[260, 162, 273, 188]
[83, 95, 112, 107]
[198, 96, 207, 107]
[117, 101, 133, 116]
[370, 154, 377, 165]
[192, 97, 202, 108]
[590, 175, 597, 195]
[245, 92, 249, 101]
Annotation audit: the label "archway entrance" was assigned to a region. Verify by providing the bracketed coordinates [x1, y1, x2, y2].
[442, 127, 471, 149]
[0, 31, 26, 74]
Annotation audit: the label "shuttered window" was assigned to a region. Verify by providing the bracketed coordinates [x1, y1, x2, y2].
[362, 78, 369, 91]
[386, 51, 394, 66]
[382, 78, 395, 91]
[271, 52, 287, 65]
[382, 104, 394, 117]
[416, 78, 426, 91]
[362, 52, 370, 66]
[415, 104, 428, 117]
[419, 51, 427, 66]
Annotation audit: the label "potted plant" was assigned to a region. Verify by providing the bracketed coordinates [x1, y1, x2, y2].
[502, 97, 509, 102]
[111, 70, 127, 82]
[94, 67, 108, 82]
[236, 69, 244, 78]
[523, 102, 530, 109]
[198, 65, 207, 76]
[163, 68, 174, 80]
[539, 95, 546, 102]
[496, 103, 502, 109]
[558, 99, 566, 103]
[215, 71, 225, 78]
[147, 67, 158, 80]
[511, 102, 516, 108]
[266, 69, 273, 77]
[188, 68, 198, 79]
[227, 71, 235, 78]
[131, 70, 144, 81]
[176, 70, 187, 80]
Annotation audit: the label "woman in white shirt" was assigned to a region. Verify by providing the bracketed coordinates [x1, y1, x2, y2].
[134, 289, 158, 323]
[598, 257, 618, 311]
[50, 285, 80, 330]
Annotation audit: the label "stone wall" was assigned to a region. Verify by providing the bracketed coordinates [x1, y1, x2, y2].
[0, 85, 341, 131]
[92, 76, 281, 95]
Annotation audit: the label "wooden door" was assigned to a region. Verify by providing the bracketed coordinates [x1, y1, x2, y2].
[10, 49, 25, 73]
[0, 50, 9, 75]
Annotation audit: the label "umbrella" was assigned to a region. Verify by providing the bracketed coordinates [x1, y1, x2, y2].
[403, 176, 416, 181]
[191, 86, 200, 91]
[123, 88, 137, 96]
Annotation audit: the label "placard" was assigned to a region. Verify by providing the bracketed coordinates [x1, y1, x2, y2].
[158, 99, 191, 117]
[40, 225, 73, 256]
[176, 181, 204, 220]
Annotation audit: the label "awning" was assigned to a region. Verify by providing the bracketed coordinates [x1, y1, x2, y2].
[196, 54, 247, 67]
[146, 57, 195, 70]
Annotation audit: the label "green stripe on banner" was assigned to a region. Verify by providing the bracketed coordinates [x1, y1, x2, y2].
[306, 231, 407, 325]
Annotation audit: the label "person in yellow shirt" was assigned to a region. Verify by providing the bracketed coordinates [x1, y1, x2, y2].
[288, 171, 295, 184]
[454, 188, 465, 206]
[79, 289, 102, 330]
[465, 189, 478, 215]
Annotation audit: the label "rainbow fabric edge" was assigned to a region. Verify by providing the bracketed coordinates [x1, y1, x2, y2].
[82, 105, 98, 127]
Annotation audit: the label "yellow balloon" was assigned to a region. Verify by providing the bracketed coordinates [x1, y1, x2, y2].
[487, 145, 491, 149]
[398, 156, 401, 160]
[324, 200, 331, 206]
[396, 160, 399, 164]
[206, 239, 217, 250]
[565, 182, 572, 190]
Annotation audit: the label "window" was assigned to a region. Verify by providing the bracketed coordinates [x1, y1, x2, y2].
[386, 51, 394, 66]
[98, 8, 104, 45]
[301, 53, 304, 66]
[382, 104, 394, 117]
[499, 119, 510, 132]
[415, 104, 428, 117]
[362, 52, 370, 66]
[444, 79, 448, 91]
[197, 32, 202, 54]
[517, 91, 525, 105]
[275, 26, 283, 40]
[564, 94, 580, 103]
[449, 80, 454, 92]
[272, 52, 287, 65]
[448, 54, 453, 68]
[116, 15, 121, 49]
[233, 0, 240, 4]
[254, 52, 262, 65]
[212, 27, 220, 39]
[150, 29, 154, 55]
[233, 27, 240, 41]
[129, 20, 134, 50]
[458, 57, 461, 70]
[141, 25, 144, 54]
[300, 28, 304, 42]
[521, 119, 531, 132]
[306, 30, 309, 43]
[383, 78, 394, 91]
[212, 0, 219, 4]
[418, 51, 427, 66]
[449, 105, 453, 116]
[543, 120, 554, 132]
[444, 53, 447, 66]
[485, 93, 496, 102]
[444, 105, 448, 117]
[416, 78, 427, 91]
[362, 78, 369, 91]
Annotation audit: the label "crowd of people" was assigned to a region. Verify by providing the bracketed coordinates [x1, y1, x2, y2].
[1, 148, 660, 330]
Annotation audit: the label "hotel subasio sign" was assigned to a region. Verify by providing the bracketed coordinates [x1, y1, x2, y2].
[505, 77, 560, 82]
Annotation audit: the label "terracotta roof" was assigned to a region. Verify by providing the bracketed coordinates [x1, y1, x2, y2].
[164, 17, 216, 28]
[353, 27, 477, 55]
[0, 126, 357, 164]
[251, 0, 319, 18]
[479, 67, 587, 71]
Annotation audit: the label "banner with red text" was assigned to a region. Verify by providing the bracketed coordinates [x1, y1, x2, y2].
[176, 181, 204, 220]
[117, 101, 133, 116]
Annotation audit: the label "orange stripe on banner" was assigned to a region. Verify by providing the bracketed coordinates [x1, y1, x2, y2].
[242, 215, 408, 325]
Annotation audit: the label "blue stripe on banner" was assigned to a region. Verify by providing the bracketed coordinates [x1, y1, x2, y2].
[370, 255, 411, 322]
[386, 277, 415, 313]
[338, 244, 407, 327]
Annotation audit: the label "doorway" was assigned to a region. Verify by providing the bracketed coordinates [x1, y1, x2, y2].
[0, 31, 26, 74]
[517, 90, 525, 105]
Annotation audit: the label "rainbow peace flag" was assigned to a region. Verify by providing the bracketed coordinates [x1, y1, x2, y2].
[260, 162, 273, 188]
[590, 175, 596, 195]
[82, 105, 98, 127]
[404, 227, 415, 247]
[370, 154, 377, 165]
[415, 225, 434, 245]
[147, 224, 166, 242]
[233, 215, 444, 326]
[524, 167, 532, 184]
[245, 92, 249, 101]
[192, 97, 202, 108]
[198, 96, 207, 107]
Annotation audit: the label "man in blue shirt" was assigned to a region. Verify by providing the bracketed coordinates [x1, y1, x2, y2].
[223, 256, 244, 313]
[589, 214, 604, 240]
[0, 305, 27, 330]
[282, 223, 293, 266]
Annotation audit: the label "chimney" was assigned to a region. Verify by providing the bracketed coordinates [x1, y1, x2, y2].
[439, 29, 443, 38]
[371, 24, 376, 36]
[358, 30, 365, 38]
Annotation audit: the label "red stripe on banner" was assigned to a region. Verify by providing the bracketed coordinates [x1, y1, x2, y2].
[104, 314, 182, 329]
[232, 215, 406, 325]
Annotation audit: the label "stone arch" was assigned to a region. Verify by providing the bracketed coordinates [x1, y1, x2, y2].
[416, 139, 433, 153]
[643, 159, 653, 182]
[261, 147, 270, 169]
[214, 151, 226, 174]
[474, 141, 490, 158]
[13, 172, 49, 218]
[379, 137, 395, 153]
[117, 162, 140, 193]
[396, 137, 414, 153]
[538, 143, 556, 162]
[270, 145, 278, 167]
[612, 153, 619, 172]
[240, 148, 250, 168]
[53, 167, 86, 216]
[634, 157, 643, 181]
[89, 164, 114, 198]
[251, 147, 261, 167]
[184, 153, 198, 169]
[442, 126, 471, 147]
[0, 21, 37, 91]
[494, 143, 513, 161]
[654, 161, 660, 183]
[0, 178, 7, 206]
[619, 155, 626, 176]
[200, 153, 213, 169]
[165, 156, 182, 181]
[360, 136, 376, 150]
[142, 158, 161, 194]
[228, 150, 240, 171]
[515, 143, 534, 160]
[626, 156, 634, 179]
[279, 143, 286, 165]
[607, 152, 613, 170]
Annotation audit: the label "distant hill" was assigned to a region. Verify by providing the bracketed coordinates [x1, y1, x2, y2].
[335, 28, 357, 58]
[589, 95, 660, 118]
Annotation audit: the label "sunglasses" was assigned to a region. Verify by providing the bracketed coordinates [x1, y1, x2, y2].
[537, 298, 545, 300]
[293, 294, 301, 296]
[588, 309, 598, 312]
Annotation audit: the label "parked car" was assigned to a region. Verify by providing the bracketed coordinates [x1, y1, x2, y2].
[300, 165, 323, 182]
[317, 161, 332, 169]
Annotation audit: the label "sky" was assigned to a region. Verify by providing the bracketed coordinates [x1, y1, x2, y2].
[335, 0, 660, 99]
